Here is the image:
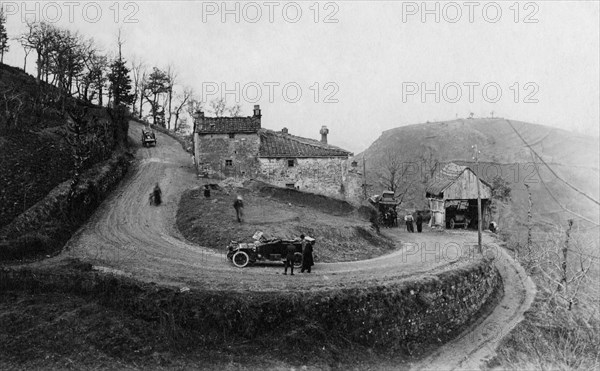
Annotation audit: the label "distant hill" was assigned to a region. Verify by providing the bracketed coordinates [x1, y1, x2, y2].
[356, 118, 599, 227]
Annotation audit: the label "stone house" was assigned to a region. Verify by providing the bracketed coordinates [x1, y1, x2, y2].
[193, 105, 362, 202]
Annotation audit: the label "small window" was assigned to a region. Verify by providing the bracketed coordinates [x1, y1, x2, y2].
[225, 160, 233, 167]
[287, 159, 295, 167]
[228, 133, 235, 139]
[285, 183, 295, 189]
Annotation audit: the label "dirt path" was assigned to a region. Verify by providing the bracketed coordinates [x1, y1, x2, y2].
[33, 122, 535, 368]
[411, 242, 537, 370]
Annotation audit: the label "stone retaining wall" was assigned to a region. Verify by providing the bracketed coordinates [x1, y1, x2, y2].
[0, 257, 502, 354]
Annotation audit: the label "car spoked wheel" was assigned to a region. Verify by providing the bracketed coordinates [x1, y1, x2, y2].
[232, 251, 250, 268]
[293, 252, 303, 268]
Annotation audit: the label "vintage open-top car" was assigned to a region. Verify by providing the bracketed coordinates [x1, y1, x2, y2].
[446, 200, 471, 229]
[226, 232, 315, 268]
[142, 129, 157, 147]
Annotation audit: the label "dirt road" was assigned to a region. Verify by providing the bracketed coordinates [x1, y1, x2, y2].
[40, 122, 535, 368]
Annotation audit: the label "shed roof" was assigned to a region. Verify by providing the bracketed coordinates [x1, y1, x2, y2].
[426, 162, 491, 196]
[258, 129, 352, 158]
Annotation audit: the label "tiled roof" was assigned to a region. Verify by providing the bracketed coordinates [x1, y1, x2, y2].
[426, 162, 492, 196]
[258, 129, 352, 158]
[426, 163, 469, 195]
[196, 116, 261, 134]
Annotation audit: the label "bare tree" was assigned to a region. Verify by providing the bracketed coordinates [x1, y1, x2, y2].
[172, 87, 193, 132]
[210, 97, 226, 117]
[0, 8, 9, 64]
[16, 31, 34, 71]
[165, 64, 177, 129]
[143, 67, 170, 126]
[130, 56, 146, 116]
[377, 149, 413, 202]
[21, 21, 56, 84]
[0, 87, 26, 130]
[228, 103, 242, 117]
[186, 97, 203, 135]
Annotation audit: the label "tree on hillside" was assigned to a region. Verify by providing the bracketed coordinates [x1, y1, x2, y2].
[377, 149, 414, 202]
[418, 147, 439, 186]
[21, 21, 56, 85]
[17, 25, 34, 71]
[84, 52, 109, 105]
[172, 87, 193, 132]
[378, 149, 409, 195]
[108, 31, 134, 107]
[47, 28, 88, 110]
[130, 57, 146, 116]
[143, 67, 170, 126]
[0, 9, 9, 64]
[108, 58, 134, 107]
[165, 64, 177, 129]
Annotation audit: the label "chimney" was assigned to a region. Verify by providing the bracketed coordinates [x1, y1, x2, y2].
[282, 127, 288, 134]
[194, 110, 205, 132]
[253, 105, 262, 119]
[320, 125, 329, 144]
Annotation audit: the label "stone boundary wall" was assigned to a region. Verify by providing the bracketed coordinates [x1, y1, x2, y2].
[0, 150, 132, 260]
[0, 257, 502, 354]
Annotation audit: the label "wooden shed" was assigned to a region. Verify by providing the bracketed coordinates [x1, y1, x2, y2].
[426, 163, 492, 229]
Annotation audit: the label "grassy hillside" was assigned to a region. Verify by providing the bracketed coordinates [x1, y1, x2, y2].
[356, 118, 599, 227]
[0, 63, 123, 230]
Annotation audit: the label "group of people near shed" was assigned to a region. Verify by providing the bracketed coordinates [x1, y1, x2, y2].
[404, 212, 424, 233]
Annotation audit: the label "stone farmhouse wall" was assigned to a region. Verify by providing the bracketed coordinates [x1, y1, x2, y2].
[257, 157, 362, 204]
[194, 132, 261, 178]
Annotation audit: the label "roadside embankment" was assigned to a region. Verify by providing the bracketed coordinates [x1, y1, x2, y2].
[0, 149, 132, 261]
[0, 256, 502, 357]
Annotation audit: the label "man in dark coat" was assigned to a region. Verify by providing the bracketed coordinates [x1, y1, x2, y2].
[233, 195, 244, 222]
[203, 184, 211, 198]
[284, 243, 296, 275]
[300, 234, 314, 273]
[151, 183, 162, 205]
[416, 213, 424, 233]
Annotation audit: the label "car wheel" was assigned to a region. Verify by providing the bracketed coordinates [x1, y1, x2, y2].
[450, 219, 455, 229]
[293, 252, 302, 267]
[232, 251, 250, 268]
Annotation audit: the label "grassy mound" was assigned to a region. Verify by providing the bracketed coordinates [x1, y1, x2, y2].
[176, 185, 394, 262]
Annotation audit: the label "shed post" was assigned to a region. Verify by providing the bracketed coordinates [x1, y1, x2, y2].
[472, 145, 482, 254]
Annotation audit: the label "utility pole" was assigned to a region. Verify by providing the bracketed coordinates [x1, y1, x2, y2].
[362, 156, 367, 200]
[472, 145, 482, 254]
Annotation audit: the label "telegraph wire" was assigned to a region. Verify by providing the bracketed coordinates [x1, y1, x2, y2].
[506, 119, 600, 206]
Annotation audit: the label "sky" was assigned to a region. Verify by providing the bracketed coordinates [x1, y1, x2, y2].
[2, 1, 599, 153]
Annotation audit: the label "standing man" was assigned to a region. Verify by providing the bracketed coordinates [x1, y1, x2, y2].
[405, 213, 414, 232]
[233, 195, 244, 223]
[151, 183, 162, 206]
[203, 184, 211, 198]
[300, 234, 314, 273]
[416, 212, 423, 233]
[284, 243, 296, 275]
